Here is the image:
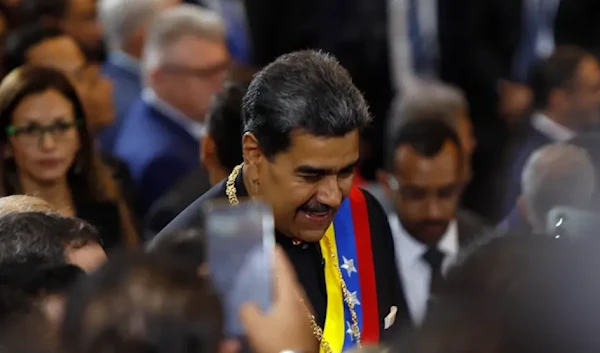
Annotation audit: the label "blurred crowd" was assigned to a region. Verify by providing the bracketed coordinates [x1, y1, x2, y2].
[0, 0, 598, 352]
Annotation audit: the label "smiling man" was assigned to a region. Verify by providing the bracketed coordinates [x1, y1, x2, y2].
[152, 50, 407, 351]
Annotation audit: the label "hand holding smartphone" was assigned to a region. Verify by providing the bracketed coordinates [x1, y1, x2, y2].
[203, 198, 275, 338]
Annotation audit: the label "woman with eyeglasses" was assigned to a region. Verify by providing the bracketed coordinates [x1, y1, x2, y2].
[0, 66, 139, 249]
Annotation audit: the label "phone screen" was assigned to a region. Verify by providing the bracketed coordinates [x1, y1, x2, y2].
[203, 198, 275, 337]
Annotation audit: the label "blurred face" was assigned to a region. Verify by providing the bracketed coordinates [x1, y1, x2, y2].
[65, 241, 107, 273]
[153, 35, 230, 122]
[244, 130, 359, 242]
[8, 89, 80, 185]
[27, 36, 87, 90]
[384, 141, 463, 245]
[63, 0, 102, 59]
[566, 56, 600, 129]
[27, 36, 114, 134]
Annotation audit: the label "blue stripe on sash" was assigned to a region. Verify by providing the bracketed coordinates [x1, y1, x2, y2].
[332, 198, 364, 351]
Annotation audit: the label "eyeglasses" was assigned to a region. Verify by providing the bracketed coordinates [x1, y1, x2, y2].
[6, 120, 82, 145]
[161, 61, 231, 79]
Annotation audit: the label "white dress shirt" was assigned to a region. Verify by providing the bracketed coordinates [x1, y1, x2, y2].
[531, 112, 575, 142]
[142, 88, 205, 140]
[388, 214, 459, 325]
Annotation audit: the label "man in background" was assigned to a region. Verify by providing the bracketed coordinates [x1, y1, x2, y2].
[145, 83, 244, 236]
[98, 0, 180, 152]
[114, 5, 230, 214]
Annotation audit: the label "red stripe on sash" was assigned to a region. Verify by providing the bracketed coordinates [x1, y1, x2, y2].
[349, 187, 380, 343]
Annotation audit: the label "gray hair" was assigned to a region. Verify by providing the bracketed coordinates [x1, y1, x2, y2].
[99, 0, 173, 51]
[142, 4, 226, 74]
[387, 78, 468, 156]
[521, 143, 596, 232]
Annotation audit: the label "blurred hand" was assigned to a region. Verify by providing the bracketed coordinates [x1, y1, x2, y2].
[240, 246, 317, 353]
[498, 80, 532, 125]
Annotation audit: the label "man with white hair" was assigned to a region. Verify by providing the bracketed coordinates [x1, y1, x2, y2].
[502, 143, 596, 234]
[99, 0, 180, 152]
[114, 4, 230, 214]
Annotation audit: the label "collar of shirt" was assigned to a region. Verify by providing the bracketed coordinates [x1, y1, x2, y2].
[388, 213, 458, 324]
[531, 112, 575, 142]
[142, 88, 205, 140]
[109, 51, 141, 76]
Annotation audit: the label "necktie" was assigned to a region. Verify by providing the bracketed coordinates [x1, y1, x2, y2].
[422, 247, 446, 299]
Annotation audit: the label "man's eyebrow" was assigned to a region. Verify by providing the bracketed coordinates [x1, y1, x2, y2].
[294, 160, 359, 175]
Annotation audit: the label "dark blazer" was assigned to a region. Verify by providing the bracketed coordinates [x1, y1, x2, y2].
[100, 54, 142, 153]
[456, 210, 491, 246]
[113, 99, 200, 215]
[144, 166, 212, 239]
[151, 168, 411, 341]
[500, 121, 553, 216]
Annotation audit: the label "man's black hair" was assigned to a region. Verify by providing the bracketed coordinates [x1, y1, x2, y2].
[242, 50, 372, 159]
[385, 117, 463, 172]
[0, 211, 101, 266]
[4, 23, 64, 73]
[207, 83, 245, 172]
[530, 45, 592, 111]
[0, 256, 84, 318]
[146, 228, 205, 270]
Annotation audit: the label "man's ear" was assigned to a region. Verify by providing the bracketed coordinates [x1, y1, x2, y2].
[516, 195, 529, 223]
[376, 169, 395, 199]
[200, 135, 217, 168]
[242, 132, 262, 182]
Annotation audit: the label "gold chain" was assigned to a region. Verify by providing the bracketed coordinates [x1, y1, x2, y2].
[225, 164, 362, 352]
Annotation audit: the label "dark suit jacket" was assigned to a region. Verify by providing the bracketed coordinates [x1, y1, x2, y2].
[456, 210, 491, 246]
[144, 166, 212, 239]
[151, 168, 411, 341]
[501, 121, 553, 216]
[100, 54, 142, 153]
[113, 99, 200, 215]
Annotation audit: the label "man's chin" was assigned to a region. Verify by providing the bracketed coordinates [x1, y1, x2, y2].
[295, 229, 329, 243]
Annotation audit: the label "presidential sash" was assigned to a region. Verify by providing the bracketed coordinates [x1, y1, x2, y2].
[319, 187, 380, 353]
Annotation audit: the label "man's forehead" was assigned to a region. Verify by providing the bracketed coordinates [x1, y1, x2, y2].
[281, 130, 360, 166]
[393, 142, 459, 178]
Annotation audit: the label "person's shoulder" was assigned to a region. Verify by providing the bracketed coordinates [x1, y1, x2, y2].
[146, 181, 227, 248]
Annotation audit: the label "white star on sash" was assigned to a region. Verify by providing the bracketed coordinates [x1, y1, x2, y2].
[346, 321, 356, 341]
[348, 291, 361, 306]
[341, 256, 357, 277]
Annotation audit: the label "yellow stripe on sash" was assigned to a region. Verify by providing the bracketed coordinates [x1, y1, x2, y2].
[320, 223, 345, 353]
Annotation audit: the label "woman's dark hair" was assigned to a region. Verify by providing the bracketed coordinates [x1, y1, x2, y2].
[0, 67, 138, 247]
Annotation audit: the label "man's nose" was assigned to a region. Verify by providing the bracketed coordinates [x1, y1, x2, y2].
[316, 177, 343, 209]
[426, 200, 443, 219]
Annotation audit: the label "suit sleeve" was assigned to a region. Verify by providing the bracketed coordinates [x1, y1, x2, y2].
[139, 155, 193, 214]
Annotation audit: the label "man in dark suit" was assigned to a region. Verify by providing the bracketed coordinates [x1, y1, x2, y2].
[114, 5, 230, 214]
[377, 118, 488, 325]
[98, 0, 180, 152]
[501, 46, 600, 216]
[151, 50, 408, 349]
[145, 84, 245, 237]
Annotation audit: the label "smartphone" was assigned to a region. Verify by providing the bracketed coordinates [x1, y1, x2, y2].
[546, 206, 600, 239]
[203, 198, 275, 337]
